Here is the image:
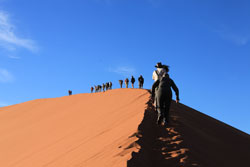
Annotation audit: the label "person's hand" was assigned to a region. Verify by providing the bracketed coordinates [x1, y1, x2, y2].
[176, 99, 179, 103]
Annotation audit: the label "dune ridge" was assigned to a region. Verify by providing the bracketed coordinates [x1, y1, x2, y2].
[0, 89, 249, 167]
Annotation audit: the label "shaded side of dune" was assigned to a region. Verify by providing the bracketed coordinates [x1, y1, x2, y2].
[127, 95, 250, 167]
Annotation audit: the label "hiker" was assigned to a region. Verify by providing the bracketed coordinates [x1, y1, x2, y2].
[68, 90, 72, 96]
[106, 82, 110, 91]
[119, 80, 123, 88]
[91, 87, 94, 93]
[125, 78, 129, 88]
[138, 75, 144, 88]
[131, 76, 135, 88]
[109, 82, 112, 89]
[98, 85, 102, 92]
[102, 83, 106, 92]
[151, 73, 179, 126]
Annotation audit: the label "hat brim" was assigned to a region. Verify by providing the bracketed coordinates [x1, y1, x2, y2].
[155, 65, 162, 68]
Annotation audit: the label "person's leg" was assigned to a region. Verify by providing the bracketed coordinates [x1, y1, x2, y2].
[156, 89, 164, 125]
[163, 98, 171, 125]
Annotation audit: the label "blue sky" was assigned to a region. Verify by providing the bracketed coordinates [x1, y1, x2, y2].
[0, 0, 249, 133]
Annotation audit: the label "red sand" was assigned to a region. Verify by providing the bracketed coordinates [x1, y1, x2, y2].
[0, 89, 249, 167]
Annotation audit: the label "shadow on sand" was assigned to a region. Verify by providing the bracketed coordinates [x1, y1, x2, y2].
[126, 97, 200, 167]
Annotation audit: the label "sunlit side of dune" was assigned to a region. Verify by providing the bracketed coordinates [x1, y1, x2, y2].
[0, 89, 150, 167]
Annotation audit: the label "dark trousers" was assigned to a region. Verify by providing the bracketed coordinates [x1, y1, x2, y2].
[156, 88, 172, 123]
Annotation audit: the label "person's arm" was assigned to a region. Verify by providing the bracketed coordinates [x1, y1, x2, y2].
[170, 79, 180, 103]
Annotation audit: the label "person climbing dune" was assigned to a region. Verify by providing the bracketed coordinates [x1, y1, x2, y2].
[151, 72, 179, 126]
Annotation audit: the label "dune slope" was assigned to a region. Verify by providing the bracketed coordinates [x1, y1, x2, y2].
[0, 89, 249, 167]
[0, 89, 149, 167]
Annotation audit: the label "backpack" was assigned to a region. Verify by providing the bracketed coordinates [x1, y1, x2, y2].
[155, 68, 166, 80]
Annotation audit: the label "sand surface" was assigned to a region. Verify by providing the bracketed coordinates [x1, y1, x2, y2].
[0, 89, 249, 167]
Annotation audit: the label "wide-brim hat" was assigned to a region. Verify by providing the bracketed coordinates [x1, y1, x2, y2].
[155, 62, 163, 68]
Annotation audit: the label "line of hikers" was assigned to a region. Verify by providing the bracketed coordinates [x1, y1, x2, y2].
[118, 75, 144, 89]
[91, 82, 113, 93]
[68, 62, 179, 127]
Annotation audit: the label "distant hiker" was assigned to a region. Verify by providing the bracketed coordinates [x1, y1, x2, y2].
[106, 82, 110, 91]
[109, 82, 112, 89]
[152, 62, 168, 81]
[91, 87, 94, 93]
[119, 80, 123, 88]
[138, 75, 144, 88]
[125, 78, 129, 88]
[98, 85, 102, 92]
[151, 73, 179, 126]
[131, 76, 135, 88]
[102, 83, 106, 92]
[68, 90, 72, 96]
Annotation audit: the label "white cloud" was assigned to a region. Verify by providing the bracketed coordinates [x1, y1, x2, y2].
[0, 68, 14, 83]
[0, 11, 38, 52]
[109, 66, 136, 77]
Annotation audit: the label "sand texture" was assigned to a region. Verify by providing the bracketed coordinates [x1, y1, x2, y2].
[0, 89, 249, 167]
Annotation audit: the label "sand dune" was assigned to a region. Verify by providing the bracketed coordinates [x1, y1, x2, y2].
[0, 89, 249, 167]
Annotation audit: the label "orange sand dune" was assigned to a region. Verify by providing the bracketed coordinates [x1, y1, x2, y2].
[0, 89, 249, 167]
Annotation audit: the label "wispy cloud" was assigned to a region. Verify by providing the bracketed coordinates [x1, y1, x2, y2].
[215, 25, 250, 46]
[0, 68, 14, 83]
[8, 55, 20, 59]
[108, 66, 136, 77]
[0, 11, 38, 53]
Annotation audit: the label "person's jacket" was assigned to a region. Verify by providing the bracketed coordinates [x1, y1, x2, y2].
[152, 74, 179, 100]
[131, 77, 135, 83]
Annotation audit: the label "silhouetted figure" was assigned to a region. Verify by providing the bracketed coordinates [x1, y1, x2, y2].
[106, 82, 109, 91]
[109, 82, 112, 89]
[131, 76, 135, 88]
[119, 80, 123, 88]
[102, 83, 106, 92]
[125, 78, 129, 88]
[68, 90, 72, 96]
[98, 85, 102, 92]
[138, 75, 144, 88]
[91, 87, 94, 93]
[152, 74, 179, 126]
